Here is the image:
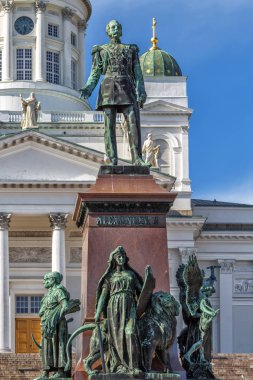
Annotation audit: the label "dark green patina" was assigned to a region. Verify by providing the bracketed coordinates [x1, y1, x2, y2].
[33, 272, 80, 380]
[176, 255, 219, 379]
[66, 246, 180, 379]
[80, 20, 147, 166]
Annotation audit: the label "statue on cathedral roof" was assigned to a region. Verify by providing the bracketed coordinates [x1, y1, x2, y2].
[33, 271, 80, 380]
[80, 20, 148, 166]
[142, 133, 160, 167]
[20, 92, 41, 129]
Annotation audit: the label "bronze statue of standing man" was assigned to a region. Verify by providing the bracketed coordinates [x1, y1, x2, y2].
[80, 20, 147, 166]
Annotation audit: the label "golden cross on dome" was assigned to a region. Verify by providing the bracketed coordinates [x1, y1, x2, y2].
[150, 17, 158, 50]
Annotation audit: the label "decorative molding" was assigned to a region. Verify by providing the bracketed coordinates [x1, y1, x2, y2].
[203, 223, 253, 232]
[78, 20, 87, 32]
[49, 213, 68, 230]
[199, 233, 253, 241]
[9, 247, 51, 263]
[167, 217, 206, 230]
[0, 213, 11, 230]
[70, 247, 82, 263]
[82, 0, 92, 21]
[62, 7, 75, 20]
[1, 0, 14, 12]
[218, 260, 235, 274]
[34, 1, 46, 13]
[179, 247, 197, 264]
[234, 263, 253, 273]
[234, 279, 253, 294]
[0, 183, 92, 189]
[69, 231, 83, 238]
[9, 231, 51, 238]
[0, 131, 105, 165]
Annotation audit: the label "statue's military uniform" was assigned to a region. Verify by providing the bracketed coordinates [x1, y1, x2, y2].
[83, 42, 147, 165]
[86, 43, 145, 110]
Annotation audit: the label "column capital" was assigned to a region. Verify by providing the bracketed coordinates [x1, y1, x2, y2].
[49, 213, 68, 230]
[1, 0, 14, 12]
[62, 7, 75, 20]
[78, 20, 87, 32]
[0, 213, 11, 230]
[218, 259, 235, 274]
[179, 247, 197, 264]
[35, 1, 46, 13]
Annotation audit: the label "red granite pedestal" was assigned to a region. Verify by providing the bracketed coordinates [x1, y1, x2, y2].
[72, 166, 178, 380]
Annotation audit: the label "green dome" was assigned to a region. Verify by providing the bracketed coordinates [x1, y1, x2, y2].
[140, 48, 182, 77]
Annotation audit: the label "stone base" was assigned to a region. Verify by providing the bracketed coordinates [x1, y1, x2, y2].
[33, 378, 72, 380]
[33, 377, 72, 380]
[89, 372, 180, 380]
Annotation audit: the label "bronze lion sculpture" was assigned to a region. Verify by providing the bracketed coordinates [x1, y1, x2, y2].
[65, 291, 179, 375]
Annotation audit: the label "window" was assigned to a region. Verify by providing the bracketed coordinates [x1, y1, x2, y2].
[48, 23, 59, 37]
[71, 59, 77, 89]
[71, 32, 76, 47]
[16, 48, 32, 80]
[16, 295, 43, 314]
[46, 51, 60, 84]
[0, 50, 2, 81]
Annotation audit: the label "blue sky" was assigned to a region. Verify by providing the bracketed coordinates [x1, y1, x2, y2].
[85, 0, 253, 203]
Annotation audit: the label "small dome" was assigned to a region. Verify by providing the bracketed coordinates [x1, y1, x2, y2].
[140, 48, 182, 77]
[140, 18, 182, 77]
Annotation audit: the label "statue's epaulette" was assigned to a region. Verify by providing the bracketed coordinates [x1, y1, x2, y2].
[130, 44, 139, 53]
[91, 45, 102, 54]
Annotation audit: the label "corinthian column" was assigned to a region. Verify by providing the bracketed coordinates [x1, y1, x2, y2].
[0, 213, 11, 352]
[49, 213, 68, 285]
[35, 1, 46, 81]
[62, 7, 75, 87]
[2, 1, 13, 81]
[78, 20, 87, 88]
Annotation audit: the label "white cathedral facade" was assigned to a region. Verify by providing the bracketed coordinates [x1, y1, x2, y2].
[0, 0, 253, 357]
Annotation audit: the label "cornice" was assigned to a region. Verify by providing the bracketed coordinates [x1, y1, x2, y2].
[166, 217, 206, 229]
[82, 0, 91, 21]
[0, 182, 93, 189]
[198, 233, 253, 241]
[0, 131, 105, 164]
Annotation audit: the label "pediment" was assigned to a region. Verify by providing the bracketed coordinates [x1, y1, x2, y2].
[0, 130, 176, 189]
[142, 100, 192, 114]
[0, 130, 103, 183]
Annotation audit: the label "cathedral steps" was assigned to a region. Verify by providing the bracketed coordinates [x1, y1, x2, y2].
[0, 353, 253, 380]
[212, 354, 253, 380]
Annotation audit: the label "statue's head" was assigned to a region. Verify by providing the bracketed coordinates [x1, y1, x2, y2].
[108, 246, 128, 269]
[147, 133, 152, 139]
[30, 92, 35, 98]
[106, 20, 122, 40]
[43, 271, 63, 288]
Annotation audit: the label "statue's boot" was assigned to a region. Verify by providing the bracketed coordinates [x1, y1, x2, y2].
[34, 370, 49, 380]
[50, 369, 68, 378]
[134, 157, 151, 167]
